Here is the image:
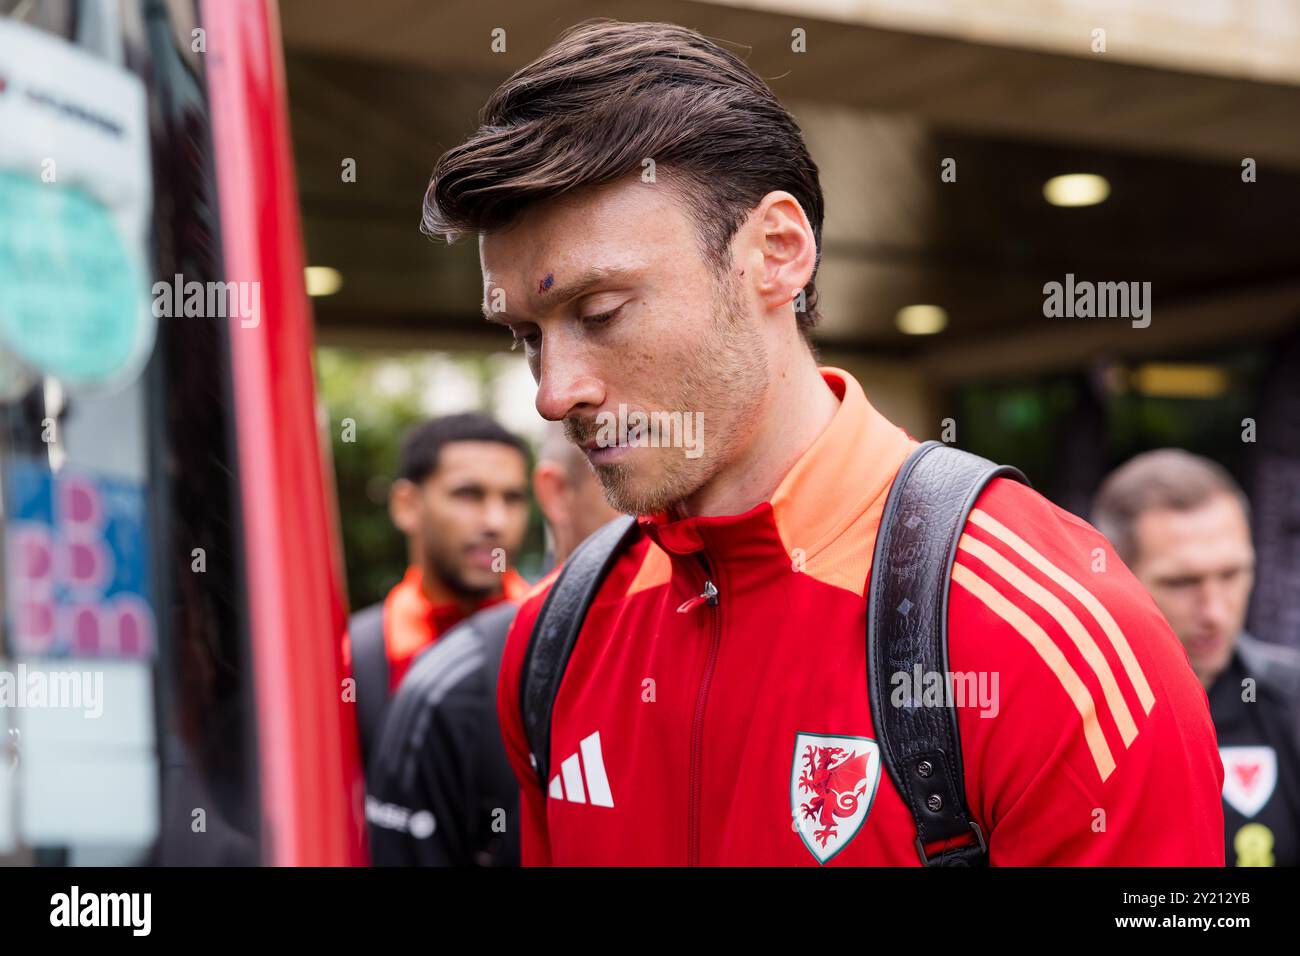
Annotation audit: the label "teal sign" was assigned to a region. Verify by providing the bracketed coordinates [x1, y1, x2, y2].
[0, 171, 153, 388]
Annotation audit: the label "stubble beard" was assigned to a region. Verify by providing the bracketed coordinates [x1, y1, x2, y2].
[569, 272, 769, 516]
[421, 512, 498, 601]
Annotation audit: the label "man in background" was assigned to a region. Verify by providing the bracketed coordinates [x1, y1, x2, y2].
[348, 413, 531, 773]
[366, 424, 619, 865]
[1094, 449, 1300, 866]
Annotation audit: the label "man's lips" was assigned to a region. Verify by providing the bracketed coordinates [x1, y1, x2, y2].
[575, 432, 634, 463]
[584, 443, 632, 464]
[1185, 633, 1225, 654]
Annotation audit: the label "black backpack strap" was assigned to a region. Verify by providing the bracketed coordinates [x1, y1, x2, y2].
[867, 440, 1028, 866]
[521, 515, 639, 792]
[350, 602, 391, 775]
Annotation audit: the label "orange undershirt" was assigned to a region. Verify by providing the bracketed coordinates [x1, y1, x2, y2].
[382, 565, 530, 691]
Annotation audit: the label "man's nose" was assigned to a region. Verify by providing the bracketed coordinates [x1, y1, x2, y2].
[1198, 580, 1231, 629]
[534, 338, 604, 422]
[481, 496, 510, 535]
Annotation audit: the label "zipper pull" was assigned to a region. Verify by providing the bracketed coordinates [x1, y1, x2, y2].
[677, 579, 719, 613]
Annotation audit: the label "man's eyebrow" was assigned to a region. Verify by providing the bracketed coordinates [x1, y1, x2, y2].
[482, 266, 638, 321]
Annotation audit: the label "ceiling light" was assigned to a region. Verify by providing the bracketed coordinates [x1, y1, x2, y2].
[1043, 173, 1110, 207]
[1133, 363, 1229, 398]
[895, 304, 947, 335]
[305, 266, 343, 297]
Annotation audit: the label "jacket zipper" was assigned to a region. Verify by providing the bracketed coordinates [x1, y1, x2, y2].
[681, 551, 720, 867]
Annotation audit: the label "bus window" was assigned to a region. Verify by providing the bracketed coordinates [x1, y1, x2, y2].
[0, 0, 258, 865]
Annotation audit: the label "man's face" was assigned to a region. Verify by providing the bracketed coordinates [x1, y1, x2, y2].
[1129, 493, 1255, 686]
[479, 176, 770, 515]
[400, 441, 529, 598]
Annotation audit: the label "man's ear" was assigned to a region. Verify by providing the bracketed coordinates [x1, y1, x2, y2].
[388, 478, 421, 535]
[532, 461, 570, 538]
[747, 190, 817, 315]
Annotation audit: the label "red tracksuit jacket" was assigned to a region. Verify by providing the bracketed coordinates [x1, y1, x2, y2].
[497, 368, 1225, 865]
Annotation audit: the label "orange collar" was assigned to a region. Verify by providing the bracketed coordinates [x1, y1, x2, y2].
[638, 367, 913, 562]
[768, 366, 914, 558]
[383, 564, 529, 665]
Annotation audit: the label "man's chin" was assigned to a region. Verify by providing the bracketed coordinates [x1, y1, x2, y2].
[593, 461, 700, 516]
[1187, 637, 1235, 681]
[450, 573, 502, 600]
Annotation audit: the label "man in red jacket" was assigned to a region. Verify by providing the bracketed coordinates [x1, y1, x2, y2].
[420, 19, 1224, 865]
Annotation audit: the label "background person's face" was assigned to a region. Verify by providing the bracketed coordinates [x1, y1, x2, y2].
[479, 176, 770, 515]
[405, 441, 529, 597]
[1129, 493, 1255, 686]
[566, 455, 620, 544]
[532, 447, 621, 562]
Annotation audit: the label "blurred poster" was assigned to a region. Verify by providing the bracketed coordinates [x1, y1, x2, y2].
[0, 19, 154, 392]
[4, 457, 155, 659]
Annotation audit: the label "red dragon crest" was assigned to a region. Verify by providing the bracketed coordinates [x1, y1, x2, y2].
[797, 744, 872, 847]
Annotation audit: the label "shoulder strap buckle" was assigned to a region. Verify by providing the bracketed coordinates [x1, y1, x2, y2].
[916, 820, 987, 867]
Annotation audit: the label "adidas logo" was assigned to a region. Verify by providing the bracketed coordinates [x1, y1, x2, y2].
[547, 731, 615, 807]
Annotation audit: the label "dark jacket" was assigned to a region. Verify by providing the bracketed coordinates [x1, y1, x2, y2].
[365, 601, 521, 866]
[1209, 632, 1300, 866]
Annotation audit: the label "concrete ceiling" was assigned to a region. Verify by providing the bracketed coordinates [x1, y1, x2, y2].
[279, 0, 1300, 362]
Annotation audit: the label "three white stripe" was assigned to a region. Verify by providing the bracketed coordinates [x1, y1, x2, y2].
[548, 731, 615, 807]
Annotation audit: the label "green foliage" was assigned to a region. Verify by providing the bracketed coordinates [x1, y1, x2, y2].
[316, 348, 428, 611]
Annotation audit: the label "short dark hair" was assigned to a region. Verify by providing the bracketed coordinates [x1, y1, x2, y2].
[398, 413, 529, 485]
[421, 18, 826, 341]
[1091, 448, 1250, 565]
